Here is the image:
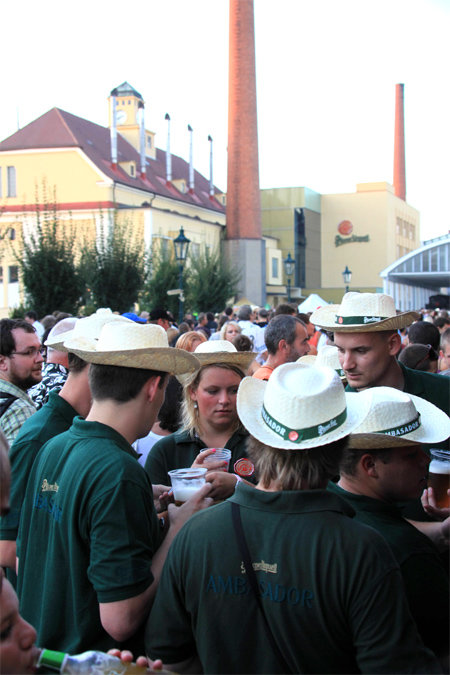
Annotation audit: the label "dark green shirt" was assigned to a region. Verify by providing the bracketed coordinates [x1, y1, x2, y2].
[17, 417, 159, 654]
[147, 484, 438, 674]
[328, 481, 449, 657]
[0, 391, 77, 542]
[144, 427, 253, 486]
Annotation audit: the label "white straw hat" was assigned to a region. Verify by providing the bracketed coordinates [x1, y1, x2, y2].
[177, 340, 256, 386]
[348, 386, 450, 448]
[297, 345, 345, 379]
[45, 309, 134, 351]
[310, 292, 419, 332]
[193, 340, 256, 370]
[237, 363, 372, 450]
[64, 322, 199, 375]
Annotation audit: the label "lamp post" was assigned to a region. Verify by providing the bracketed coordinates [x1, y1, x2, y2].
[173, 226, 191, 324]
[342, 265, 352, 294]
[284, 252, 295, 303]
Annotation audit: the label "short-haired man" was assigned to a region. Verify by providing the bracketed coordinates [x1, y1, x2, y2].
[16, 323, 210, 655]
[0, 312, 124, 581]
[328, 386, 450, 666]
[252, 315, 310, 380]
[146, 364, 439, 673]
[0, 319, 43, 444]
[310, 293, 449, 414]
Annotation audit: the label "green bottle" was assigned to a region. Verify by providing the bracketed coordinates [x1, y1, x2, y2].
[36, 649, 150, 673]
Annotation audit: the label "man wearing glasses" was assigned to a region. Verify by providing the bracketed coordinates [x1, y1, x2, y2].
[0, 319, 43, 444]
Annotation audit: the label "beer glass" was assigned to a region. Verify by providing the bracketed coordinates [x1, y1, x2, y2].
[428, 449, 450, 509]
[168, 468, 207, 505]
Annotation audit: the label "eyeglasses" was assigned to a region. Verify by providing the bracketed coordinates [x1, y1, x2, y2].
[10, 347, 46, 358]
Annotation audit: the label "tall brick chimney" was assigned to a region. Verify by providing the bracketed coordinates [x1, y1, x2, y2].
[224, 0, 265, 305]
[393, 83, 406, 201]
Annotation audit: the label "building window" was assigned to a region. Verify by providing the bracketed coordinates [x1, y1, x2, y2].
[272, 257, 279, 279]
[190, 242, 200, 259]
[130, 164, 135, 177]
[128, 100, 131, 105]
[8, 266, 18, 283]
[7, 166, 16, 197]
[147, 136, 152, 148]
[0, 267, 3, 283]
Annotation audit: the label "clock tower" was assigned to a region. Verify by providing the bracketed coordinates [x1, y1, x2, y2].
[108, 82, 156, 159]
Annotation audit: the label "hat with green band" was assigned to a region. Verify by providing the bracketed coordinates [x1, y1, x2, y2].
[310, 292, 419, 333]
[347, 386, 450, 449]
[298, 345, 346, 380]
[237, 362, 373, 450]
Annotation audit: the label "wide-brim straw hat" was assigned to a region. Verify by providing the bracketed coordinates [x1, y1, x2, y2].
[297, 345, 345, 379]
[45, 309, 134, 351]
[64, 322, 199, 375]
[177, 340, 256, 386]
[348, 386, 450, 449]
[237, 362, 372, 450]
[310, 292, 419, 332]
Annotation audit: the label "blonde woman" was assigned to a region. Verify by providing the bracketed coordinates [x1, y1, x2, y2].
[145, 342, 256, 500]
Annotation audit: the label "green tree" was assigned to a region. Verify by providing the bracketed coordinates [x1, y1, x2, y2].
[17, 192, 84, 316]
[186, 247, 240, 313]
[80, 214, 146, 313]
[140, 246, 182, 317]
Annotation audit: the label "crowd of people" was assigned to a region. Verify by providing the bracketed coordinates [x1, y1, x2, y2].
[0, 292, 449, 674]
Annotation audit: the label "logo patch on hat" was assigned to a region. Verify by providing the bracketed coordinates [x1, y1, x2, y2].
[288, 431, 299, 442]
[234, 458, 255, 477]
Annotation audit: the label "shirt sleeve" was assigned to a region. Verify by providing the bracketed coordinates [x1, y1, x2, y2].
[0, 400, 35, 445]
[87, 477, 158, 603]
[144, 436, 173, 486]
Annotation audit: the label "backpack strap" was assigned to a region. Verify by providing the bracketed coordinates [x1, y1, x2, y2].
[0, 392, 19, 418]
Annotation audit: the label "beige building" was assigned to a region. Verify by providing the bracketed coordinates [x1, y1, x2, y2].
[0, 82, 226, 316]
[261, 182, 420, 304]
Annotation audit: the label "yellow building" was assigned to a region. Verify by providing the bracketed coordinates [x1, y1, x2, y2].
[261, 182, 420, 304]
[0, 82, 226, 316]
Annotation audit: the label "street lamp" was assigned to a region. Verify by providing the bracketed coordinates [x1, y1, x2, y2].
[173, 226, 191, 324]
[342, 265, 352, 294]
[284, 252, 295, 303]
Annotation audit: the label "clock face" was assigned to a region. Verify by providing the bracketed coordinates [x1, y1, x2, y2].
[116, 109, 127, 125]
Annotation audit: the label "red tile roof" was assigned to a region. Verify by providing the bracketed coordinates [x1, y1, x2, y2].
[0, 108, 225, 214]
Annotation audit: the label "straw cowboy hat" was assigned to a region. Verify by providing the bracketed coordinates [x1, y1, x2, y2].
[177, 340, 256, 386]
[45, 309, 134, 351]
[310, 292, 419, 332]
[193, 340, 256, 371]
[297, 345, 345, 379]
[64, 322, 200, 375]
[237, 362, 372, 450]
[348, 386, 450, 449]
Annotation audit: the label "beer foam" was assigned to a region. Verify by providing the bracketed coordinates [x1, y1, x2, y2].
[173, 485, 202, 502]
[429, 460, 450, 475]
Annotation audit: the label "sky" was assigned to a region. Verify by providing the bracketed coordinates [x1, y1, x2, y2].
[2, 0, 449, 241]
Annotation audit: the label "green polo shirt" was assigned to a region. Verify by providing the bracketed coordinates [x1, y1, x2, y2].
[147, 484, 438, 674]
[144, 427, 254, 486]
[328, 481, 449, 658]
[0, 391, 77, 542]
[17, 417, 159, 654]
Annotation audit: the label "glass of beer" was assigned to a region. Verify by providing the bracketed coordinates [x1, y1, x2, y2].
[168, 468, 207, 506]
[428, 449, 450, 509]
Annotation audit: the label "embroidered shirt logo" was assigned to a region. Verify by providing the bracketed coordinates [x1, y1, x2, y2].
[41, 479, 59, 493]
[241, 560, 278, 575]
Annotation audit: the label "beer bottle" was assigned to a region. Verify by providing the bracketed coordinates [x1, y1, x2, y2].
[36, 648, 151, 673]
